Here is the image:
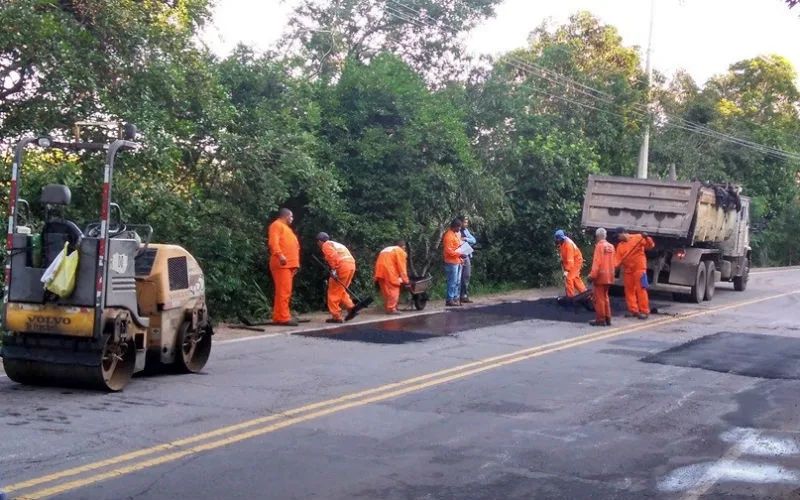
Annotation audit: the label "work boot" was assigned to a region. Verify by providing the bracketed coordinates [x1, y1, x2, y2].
[605, 319, 612, 326]
[461, 296, 473, 304]
[637, 313, 649, 320]
[326, 318, 344, 324]
[589, 320, 607, 327]
[446, 301, 458, 307]
[625, 312, 638, 318]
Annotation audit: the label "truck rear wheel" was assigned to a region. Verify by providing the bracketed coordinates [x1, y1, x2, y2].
[704, 261, 716, 301]
[733, 258, 750, 292]
[690, 264, 707, 304]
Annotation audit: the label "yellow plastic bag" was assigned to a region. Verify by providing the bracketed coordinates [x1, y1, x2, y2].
[45, 242, 80, 298]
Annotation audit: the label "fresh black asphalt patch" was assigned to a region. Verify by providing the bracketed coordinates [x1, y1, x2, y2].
[641, 331, 800, 380]
[295, 297, 641, 344]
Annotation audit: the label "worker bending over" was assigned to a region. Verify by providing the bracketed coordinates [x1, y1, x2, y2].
[589, 227, 615, 327]
[374, 241, 410, 314]
[554, 229, 587, 297]
[317, 232, 357, 323]
[267, 208, 300, 326]
[615, 227, 655, 319]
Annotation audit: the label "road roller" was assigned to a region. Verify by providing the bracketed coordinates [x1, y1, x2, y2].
[1, 123, 214, 391]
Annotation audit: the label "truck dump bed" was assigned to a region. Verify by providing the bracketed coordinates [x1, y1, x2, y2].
[581, 175, 739, 243]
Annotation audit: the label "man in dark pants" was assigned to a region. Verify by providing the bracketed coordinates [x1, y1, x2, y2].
[458, 216, 477, 303]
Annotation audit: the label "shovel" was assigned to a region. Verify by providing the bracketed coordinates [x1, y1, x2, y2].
[312, 254, 374, 321]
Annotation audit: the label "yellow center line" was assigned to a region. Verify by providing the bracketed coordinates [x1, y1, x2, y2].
[3, 323, 625, 493]
[9, 290, 799, 499]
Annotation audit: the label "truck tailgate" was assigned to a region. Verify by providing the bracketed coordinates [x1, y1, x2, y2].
[581, 175, 700, 238]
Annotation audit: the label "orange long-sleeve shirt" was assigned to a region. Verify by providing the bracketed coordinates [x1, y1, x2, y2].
[267, 219, 300, 268]
[615, 234, 655, 273]
[374, 246, 409, 285]
[321, 241, 355, 271]
[590, 239, 616, 285]
[442, 230, 462, 265]
[559, 237, 584, 272]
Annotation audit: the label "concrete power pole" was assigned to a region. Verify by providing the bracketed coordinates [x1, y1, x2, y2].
[637, 0, 656, 179]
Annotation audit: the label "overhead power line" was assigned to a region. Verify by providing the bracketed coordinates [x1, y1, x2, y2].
[385, 0, 800, 162]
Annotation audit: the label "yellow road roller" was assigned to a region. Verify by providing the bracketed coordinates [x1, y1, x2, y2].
[1, 123, 213, 391]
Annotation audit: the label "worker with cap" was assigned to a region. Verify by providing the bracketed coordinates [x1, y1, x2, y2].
[614, 227, 655, 319]
[443, 218, 464, 306]
[588, 227, 615, 327]
[554, 229, 587, 297]
[374, 240, 410, 314]
[317, 232, 357, 323]
[267, 208, 300, 326]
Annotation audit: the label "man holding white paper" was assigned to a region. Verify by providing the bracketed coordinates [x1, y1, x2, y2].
[458, 216, 477, 303]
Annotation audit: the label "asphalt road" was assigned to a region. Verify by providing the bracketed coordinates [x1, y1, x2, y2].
[3, 269, 800, 500]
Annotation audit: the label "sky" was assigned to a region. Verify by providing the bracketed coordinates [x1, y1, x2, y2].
[201, 0, 800, 86]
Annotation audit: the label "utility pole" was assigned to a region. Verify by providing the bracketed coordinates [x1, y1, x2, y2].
[637, 0, 655, 179]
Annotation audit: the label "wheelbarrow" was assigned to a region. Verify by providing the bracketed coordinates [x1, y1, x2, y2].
[403, 274, 433, 311]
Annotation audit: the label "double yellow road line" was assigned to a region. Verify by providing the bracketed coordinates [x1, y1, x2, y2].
[7, 290, 798, 500]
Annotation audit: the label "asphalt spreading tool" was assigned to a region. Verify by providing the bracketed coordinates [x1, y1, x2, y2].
[312, 254, 374, 321]
[556, 289, 595, 312]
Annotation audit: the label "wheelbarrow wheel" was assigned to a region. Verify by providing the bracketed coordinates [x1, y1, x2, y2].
[413, 292, 428, 311]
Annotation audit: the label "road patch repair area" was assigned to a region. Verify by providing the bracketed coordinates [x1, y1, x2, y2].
[642, 331, 800, 380]
[293, 296, 662, 344]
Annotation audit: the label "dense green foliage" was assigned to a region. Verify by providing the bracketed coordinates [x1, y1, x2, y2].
[2, 1, 799, 320]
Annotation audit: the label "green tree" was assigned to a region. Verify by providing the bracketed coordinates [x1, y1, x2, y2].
[318, 53, 505, 282]
[280, 0, 501, 81]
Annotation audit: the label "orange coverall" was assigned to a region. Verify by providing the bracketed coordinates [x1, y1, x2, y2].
[559, 237, 587, 297]
[616, 234, 655, 315]
[374, 246, 410, 312]
[589, 239, 616, 323]
[322, 240, 356, 320]
[268, 219, 300, 323]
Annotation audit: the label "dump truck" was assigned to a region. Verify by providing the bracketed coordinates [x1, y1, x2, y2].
[580, 175, 751, 303]
[1, 122, 213, 391]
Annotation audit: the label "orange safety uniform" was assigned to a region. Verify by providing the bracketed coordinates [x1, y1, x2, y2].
[589, 239, 616, 323]
[559, 237, 587, 297]
[374, 246, 410, 312]
[322, 240, 356, 320]
[268, 218, 300, 323]
[443, 230, 462, 265]
[616, 234, 656, 315]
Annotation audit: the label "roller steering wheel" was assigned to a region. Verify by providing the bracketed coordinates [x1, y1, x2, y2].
[85, 223, 128, 239]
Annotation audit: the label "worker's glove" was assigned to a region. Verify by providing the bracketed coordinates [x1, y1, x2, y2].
[641, 232, 649, 239]
[563, 270, 569, 277]
[330, 270, 338, 279]
[279, 255, 287, 266]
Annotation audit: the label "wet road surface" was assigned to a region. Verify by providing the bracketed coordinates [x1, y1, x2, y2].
[2, 269, 800, 499]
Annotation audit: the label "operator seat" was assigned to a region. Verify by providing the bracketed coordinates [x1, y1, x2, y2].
[40, 184, 83, 268]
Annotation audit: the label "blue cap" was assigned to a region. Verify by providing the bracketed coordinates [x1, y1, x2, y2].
[554, 229, 566, 241]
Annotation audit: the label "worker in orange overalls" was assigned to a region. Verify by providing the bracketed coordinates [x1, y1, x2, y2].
[267, 208, 300, 326]
[554, 229, 587, 297]
[614, 227, 655, 319]
[588, 227, 616, 327]
[374, 240, 410, 314]
[317, 232, 357, 323]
